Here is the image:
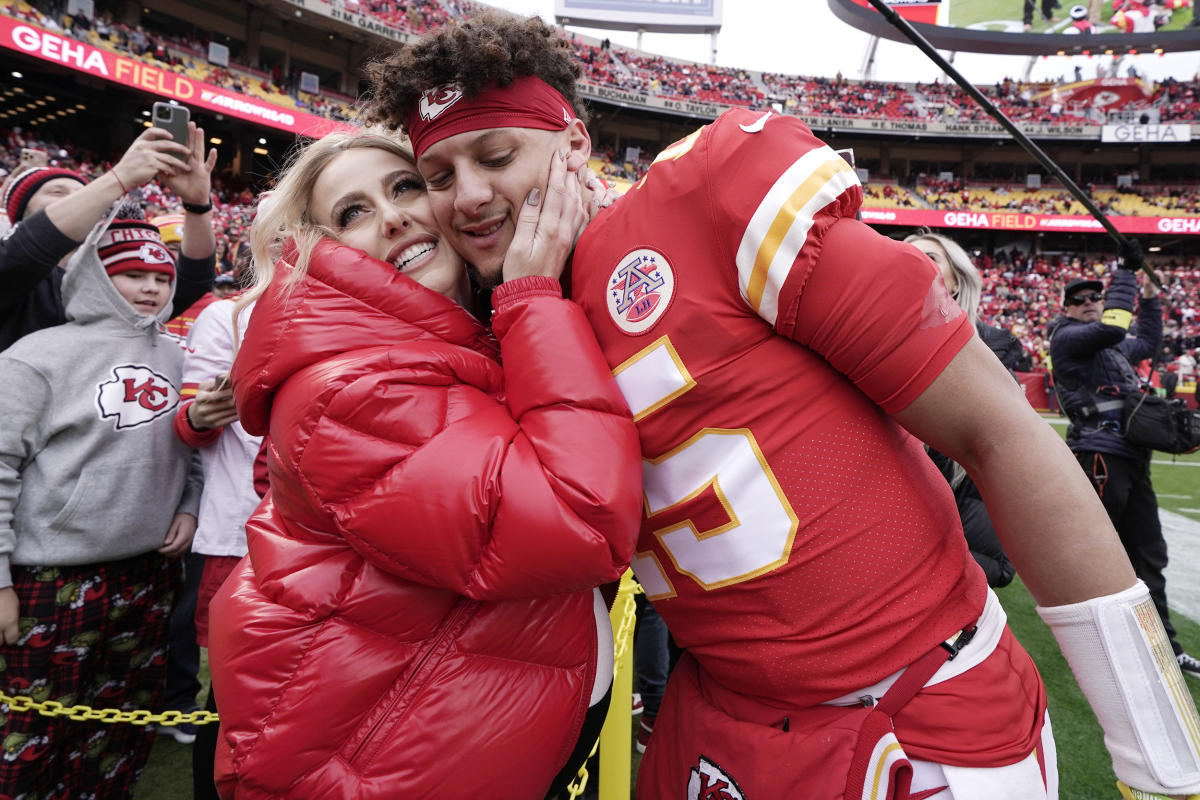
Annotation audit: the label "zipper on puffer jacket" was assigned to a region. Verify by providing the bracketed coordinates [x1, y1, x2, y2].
[347, 597, 478, 767]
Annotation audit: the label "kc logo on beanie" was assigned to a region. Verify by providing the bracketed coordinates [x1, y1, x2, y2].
[98, 221, 176, 280]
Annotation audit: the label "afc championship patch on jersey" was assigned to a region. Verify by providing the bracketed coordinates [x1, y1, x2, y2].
[607, 247, 675, 335]
[687, 756, 747, 800]
[95, 364, 179, 430]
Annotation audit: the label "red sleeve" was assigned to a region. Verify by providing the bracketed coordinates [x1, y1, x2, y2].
[271, 289, 643, 601]
[173, 401, 221, 448]
[706, 110, 862, 331]
[705, 110, 970, 413]
[788, 218, 973, 413]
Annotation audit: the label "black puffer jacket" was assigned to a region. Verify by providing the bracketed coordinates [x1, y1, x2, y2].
[977, 321, 1032, 373]
[1048, 267, 1162, 460]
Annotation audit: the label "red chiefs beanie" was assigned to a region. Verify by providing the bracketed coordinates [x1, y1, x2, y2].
[98, 220, 176, 280]
[2, 166, 87, 222]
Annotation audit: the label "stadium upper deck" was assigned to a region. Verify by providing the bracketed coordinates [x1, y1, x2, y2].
[2, 0, 1198, 241]
[4, 0, 1199, 142]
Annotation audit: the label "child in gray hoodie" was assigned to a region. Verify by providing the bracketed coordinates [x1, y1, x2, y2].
[0, 209, 201, 799]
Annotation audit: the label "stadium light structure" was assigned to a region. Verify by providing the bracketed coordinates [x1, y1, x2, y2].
[862, 0, 1161, 286]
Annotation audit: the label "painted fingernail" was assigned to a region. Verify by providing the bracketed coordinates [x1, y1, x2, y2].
[527, 188, 541, 206]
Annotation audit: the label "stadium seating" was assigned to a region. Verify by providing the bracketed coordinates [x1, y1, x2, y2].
[977, 254, 1200, 378]
[7, 0, 1200, 132]
[862, 183, 922, 208]
[4, 0, 1198, 379]
[914, 179, 1200, 216]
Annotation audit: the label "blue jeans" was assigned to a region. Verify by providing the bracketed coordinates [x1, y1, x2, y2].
[634, 595, 670, 718]
[163, 551, 204, 711]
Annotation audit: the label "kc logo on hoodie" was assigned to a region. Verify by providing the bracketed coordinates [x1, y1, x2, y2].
[96, 365, 179, 430]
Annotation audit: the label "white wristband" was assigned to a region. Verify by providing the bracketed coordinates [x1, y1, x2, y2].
[1039, 581, 1200, 795]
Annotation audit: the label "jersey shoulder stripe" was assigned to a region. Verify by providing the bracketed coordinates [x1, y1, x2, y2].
[734, 143, 861, 326]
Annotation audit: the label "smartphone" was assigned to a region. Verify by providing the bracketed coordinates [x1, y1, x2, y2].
[151, 102, 190, 161]
[19, 148, 48, 169]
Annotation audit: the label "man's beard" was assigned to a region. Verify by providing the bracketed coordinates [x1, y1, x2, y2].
[469, 264, 503, 292]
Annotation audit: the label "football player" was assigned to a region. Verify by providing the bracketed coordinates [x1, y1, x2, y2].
[366, 12, 1200, 800]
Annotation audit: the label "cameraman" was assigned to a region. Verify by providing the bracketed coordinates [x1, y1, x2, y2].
[1049, 257, 1199, 676]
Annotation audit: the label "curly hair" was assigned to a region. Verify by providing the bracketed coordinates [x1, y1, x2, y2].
[365, 11, 589, 132]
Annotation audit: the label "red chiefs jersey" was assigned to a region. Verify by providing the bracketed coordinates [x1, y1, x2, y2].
[571, 108, 986, 707]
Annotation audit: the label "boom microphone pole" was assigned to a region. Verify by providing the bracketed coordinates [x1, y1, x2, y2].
[863, 0, 1162, 285]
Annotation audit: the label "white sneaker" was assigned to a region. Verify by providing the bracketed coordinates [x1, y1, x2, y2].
[636, 717, 654, 754]
[1178, 652, 1200, 678]
[156, 722, 197, 745]
[156, 707, 199, 745]
[631, 692, 643, 715]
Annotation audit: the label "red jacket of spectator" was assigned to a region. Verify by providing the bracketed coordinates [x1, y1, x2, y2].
[208, 239, 642, 798]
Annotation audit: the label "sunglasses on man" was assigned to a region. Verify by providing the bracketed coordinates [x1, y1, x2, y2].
[1066, 292, 1104, 306]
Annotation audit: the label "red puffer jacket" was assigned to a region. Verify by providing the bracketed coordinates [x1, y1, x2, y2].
[208, 239, 641, 799]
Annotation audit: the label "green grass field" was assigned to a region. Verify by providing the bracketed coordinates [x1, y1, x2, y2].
[947, 0, 1196, 34]
[131, 415, 1200, 799]
[1043, 413, 1200, 522]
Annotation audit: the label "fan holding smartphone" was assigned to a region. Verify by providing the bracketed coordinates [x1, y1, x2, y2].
[1, 102, 219, 351]
[152, 103, 191, 162]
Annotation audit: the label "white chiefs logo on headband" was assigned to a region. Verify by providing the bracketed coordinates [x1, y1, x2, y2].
[419, 84, 465, 122]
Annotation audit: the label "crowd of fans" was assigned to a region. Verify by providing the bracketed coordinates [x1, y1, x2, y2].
[863, 183, 922, 208]
[9, 0, 1200, 132]
[916, 179, 1092, 214]
[2, 0, 359, 122]
[5, 0, 1200, 388]
[9, 125, 1197, 394]
[339, 0, 464, 35]
[764, 74, 915, 119]
[1, 5, 1199, 799]
[912, 78, 1105, 125]
[977, 252, 1200, 383]
[913, 178, 1200, 216]
[1, 130, 258, 274]
[590, 143, 655, 187]
[1154, 77, 1200, 122]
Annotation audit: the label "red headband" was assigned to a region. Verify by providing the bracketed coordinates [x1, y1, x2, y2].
[407, 76, 574, 160]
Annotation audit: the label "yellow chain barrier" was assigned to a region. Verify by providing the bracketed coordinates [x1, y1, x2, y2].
[566, 574, 643, 800]
[0, 693, 218, 727]
[0, 576, 646, 798]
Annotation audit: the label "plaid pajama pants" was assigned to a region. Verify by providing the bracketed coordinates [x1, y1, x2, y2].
[0, 552, 179, 800]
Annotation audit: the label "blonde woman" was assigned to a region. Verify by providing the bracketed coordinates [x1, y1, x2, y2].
[207, 130, 641, 799]
[904, 230, 1029, 372]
